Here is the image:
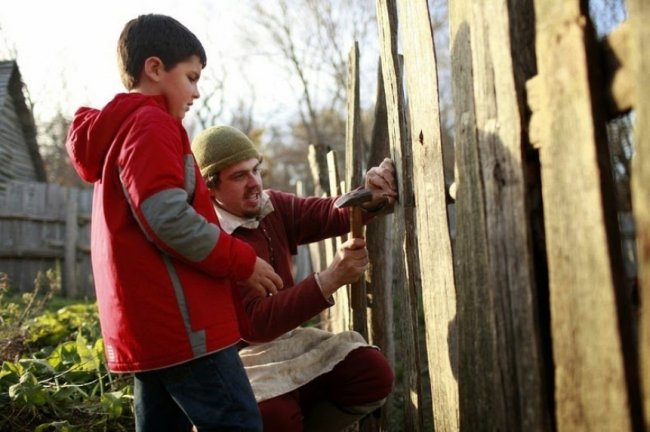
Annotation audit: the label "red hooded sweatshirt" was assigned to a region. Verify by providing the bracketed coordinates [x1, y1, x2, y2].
[66, 93, 256, 372]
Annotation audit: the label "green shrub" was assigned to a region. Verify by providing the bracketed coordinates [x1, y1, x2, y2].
[0, 272, 133, 432]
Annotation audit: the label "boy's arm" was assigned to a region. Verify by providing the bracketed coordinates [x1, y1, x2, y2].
[117, 113, 280, 293]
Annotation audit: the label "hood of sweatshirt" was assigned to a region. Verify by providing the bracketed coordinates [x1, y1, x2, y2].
[66, 93, 168, 183]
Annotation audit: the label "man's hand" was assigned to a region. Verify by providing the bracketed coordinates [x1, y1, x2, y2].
[244, 257, 283, 297]
[317, 238, 369, 298]
[363, 157, 398, 210]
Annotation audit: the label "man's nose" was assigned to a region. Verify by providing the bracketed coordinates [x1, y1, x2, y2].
[246, 172, 261, 186]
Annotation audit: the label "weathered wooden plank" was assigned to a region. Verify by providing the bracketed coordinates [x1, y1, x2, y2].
[64, 187, 79, 297]
[0, 213, 64, 222]
[531, 1, 636, 430]
[628, 0, 650, 427]
[345, 42, 369, 339]
[602, 21, 633, 115]
[307, 144, 327, 274]
[449, 3, 508, 431]
[325, 150, 350, 334]
[396, 1, 458, 431]
[0, 248, 64, 259]
[376, 0, 424, 430]
[365, 59, 394, 432]
[456, 0, 552, 430]
[1, 259, 56, 292]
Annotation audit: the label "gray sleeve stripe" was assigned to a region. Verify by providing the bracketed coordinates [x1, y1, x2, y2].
[141, 188, 220, 262]
[119, 167, 155, 243]
[162, 255, 207, 356]
[184, 155, 196, 203]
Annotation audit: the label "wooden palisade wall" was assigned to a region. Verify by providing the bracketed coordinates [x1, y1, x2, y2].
[365, 0, 648, 430]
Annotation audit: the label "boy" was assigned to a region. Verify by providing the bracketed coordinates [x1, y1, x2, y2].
[65, 14, 282, 431]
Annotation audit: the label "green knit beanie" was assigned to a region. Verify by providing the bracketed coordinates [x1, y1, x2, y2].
[191, 125, 261, 178]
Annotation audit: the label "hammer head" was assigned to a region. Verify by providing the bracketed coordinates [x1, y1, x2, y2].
[334, 188, 373, 208]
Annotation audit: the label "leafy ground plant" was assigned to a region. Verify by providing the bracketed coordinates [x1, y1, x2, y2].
[0, 271, 134, 431]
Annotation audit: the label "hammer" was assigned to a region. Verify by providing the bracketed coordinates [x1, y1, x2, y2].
[334, 188, 373, 310]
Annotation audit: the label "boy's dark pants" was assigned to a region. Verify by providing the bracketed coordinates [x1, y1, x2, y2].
[134, 346, 262, 432]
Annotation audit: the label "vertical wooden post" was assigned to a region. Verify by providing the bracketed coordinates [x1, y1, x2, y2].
[450, 0, 551, 429]
[307, 144, 326, 274]
[326, 150, 350, 333]
[628, 0, 650, 427]
[396, 1, 458, 431]
[64, 186, 79, 298]
[449, 4, 506, 430]
[376, 0, 424, 430]
[530, 1, 640, 430]
[293, 181, 312, 286]
[366, 60, 394, 352]
[365, 60, 395, 431]
[345, 41, 369, 339]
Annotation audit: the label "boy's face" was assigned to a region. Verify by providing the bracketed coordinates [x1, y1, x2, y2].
[208, 158, 264, 218]
[157, 55, 202, 120]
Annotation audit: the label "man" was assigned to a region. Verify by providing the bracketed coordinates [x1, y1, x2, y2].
[192, 125, 397, 431]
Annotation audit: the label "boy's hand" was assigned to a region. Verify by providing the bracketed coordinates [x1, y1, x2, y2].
[317, 238, 369, 298]
[245, 257, 283, 297]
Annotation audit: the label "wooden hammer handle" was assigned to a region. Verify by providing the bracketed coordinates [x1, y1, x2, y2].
[350, 206, 364, 239]
[350, 206, 365, 310]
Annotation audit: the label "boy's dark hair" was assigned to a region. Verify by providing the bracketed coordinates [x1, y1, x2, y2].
[117, 14, 207, 90]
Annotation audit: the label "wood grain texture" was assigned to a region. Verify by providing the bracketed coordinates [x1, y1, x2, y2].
[376, 0, 424, 429]
[364, 59, 395, 432]
[396, 1, 459, 430]
[449, 7, 505, 429]
[0, 181, 92, 297]
[345, 42, 368, 336]
[450, 0, 552, 429]
[628, 0, 650, 427]
[324, 150, 350, 333]
[532, 1, 633, 430]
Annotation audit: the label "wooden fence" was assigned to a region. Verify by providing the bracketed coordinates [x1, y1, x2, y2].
[0, 181, 93, 298]
[307, 0, 648, 431]
[1, 0, 647, 430]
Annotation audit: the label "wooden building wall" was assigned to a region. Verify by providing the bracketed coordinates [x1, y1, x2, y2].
[0, 60, 46, 203]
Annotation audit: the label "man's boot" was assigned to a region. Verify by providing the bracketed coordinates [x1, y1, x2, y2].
[303, 399, 385, 432]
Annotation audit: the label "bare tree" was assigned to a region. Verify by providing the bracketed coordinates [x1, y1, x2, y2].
[0, 26, 17, 60]
[242, 0, 377, 194]
[38, 111, 87, 188]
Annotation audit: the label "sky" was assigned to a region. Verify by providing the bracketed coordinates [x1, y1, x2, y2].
[0, 0, 294, 123]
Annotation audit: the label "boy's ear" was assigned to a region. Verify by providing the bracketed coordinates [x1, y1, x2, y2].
[143, 57, 164, 82]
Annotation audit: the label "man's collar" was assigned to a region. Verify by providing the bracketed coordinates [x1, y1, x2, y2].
[212, 190, 274, 234]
